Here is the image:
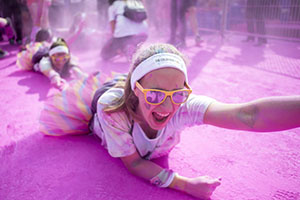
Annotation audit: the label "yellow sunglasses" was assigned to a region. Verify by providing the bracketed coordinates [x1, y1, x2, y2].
[51, 54, 70, 62]
[136, 82, 192, 105]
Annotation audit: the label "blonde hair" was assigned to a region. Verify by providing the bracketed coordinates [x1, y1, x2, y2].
[104, 43, 189, 122]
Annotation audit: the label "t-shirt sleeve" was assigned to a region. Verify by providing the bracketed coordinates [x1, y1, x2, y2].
[95, 88, 136, 157]
[170, 94, 215, 127]
[108, 1, 124, 22]
[108, 5, 114, 22]
[108, 3, 118, 22]
[97, 110, 136, 157]
[39, 57, 59, 79]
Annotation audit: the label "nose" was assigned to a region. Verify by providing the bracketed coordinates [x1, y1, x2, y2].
[160, 96, 173, 112]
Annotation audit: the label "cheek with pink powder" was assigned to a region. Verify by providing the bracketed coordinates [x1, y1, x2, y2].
[144, 102, 151, 110]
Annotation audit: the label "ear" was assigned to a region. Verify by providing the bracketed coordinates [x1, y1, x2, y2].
[133, 86, 139, 97]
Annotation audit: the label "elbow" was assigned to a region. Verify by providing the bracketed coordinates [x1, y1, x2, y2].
[122, 157, 144, 175]
[237, 104, 259, 131]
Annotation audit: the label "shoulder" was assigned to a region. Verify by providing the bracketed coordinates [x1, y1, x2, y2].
[181, 94, 216, 115]
[38, 56, 54, 71]
[184, 94, 215, 108]
[39, 56, 51, 65]
[100, 109, 131, 133]
[98, 87, 124, 106]
[168, 94, 216, 126]
[97, 88, 130, 132]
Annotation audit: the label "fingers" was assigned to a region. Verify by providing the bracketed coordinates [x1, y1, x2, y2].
[207, 177, 221, 184]
[59, 81, 69, 90]
[208, 177, 222, 193]
[212, 177, 222, 187]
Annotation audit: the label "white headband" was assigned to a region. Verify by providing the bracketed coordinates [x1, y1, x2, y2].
[130, 53, 188, 90]
[49, 46, 69, 56]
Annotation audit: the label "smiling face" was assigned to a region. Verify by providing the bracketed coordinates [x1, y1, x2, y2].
[134, 67, 186, 133]
[50, 52, 70, 70]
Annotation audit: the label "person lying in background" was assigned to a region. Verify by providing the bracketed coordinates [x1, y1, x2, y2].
[18, 36, 87, 90]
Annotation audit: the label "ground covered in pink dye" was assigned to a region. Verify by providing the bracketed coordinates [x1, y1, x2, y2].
[1, 35, 300, 200]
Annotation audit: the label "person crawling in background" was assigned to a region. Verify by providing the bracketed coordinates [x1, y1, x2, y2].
[17, 29, 52, 69]
[17, 35, 88, 90]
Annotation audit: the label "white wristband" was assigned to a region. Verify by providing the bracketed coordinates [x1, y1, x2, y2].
[150, 169, 176, 188]
[161, 172, 177, 188]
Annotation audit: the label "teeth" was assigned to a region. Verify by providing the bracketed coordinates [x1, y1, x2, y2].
[155, 112, 169, 117]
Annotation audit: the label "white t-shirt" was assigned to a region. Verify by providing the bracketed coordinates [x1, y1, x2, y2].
[92, 88, 215, 160]
[108, 0, 148, 38]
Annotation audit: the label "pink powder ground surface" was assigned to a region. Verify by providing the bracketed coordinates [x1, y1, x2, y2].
[1, 35, 300, 200]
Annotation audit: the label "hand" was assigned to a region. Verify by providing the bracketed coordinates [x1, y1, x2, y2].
[58, 79, 69, 90]
[184, 175, 222, 199]
[50, 75, 60, 86]
[51, 76, 68, 90]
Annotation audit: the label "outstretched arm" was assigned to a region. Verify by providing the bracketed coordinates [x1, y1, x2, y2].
[38, 57, 67, 90]
[121, 151, 221, 199]
[204, 96, 300, 132]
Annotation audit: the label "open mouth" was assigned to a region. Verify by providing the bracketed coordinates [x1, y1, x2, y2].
[152, 112, 170, 123]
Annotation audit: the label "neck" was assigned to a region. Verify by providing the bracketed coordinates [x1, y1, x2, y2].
[139, 122, 158, 139]
[135, 105, 158, 139]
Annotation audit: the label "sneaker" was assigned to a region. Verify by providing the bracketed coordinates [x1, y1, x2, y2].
[16, 39, 22, 45]
[242, 36, 255, 42]
[195, 35, 203, 46]
[0, 49, 8, 59]
[5, 17, 16, 43]
[9, 37, 15, 45]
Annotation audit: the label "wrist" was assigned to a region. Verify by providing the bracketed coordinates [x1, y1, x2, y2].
[50, 74, 59, 81]
[168, 173, 188, 192]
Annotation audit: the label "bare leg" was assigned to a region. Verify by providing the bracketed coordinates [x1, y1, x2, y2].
[186, 6, 202, 45]
[28, 2, 38, 27]
[28, 2, 39, 41]
[40, 0, 51, 30]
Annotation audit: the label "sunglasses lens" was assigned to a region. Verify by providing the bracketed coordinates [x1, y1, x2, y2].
[172, 91, 189, 104]
[52, 55, 69, 62]
[146, 91, 165, 104]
